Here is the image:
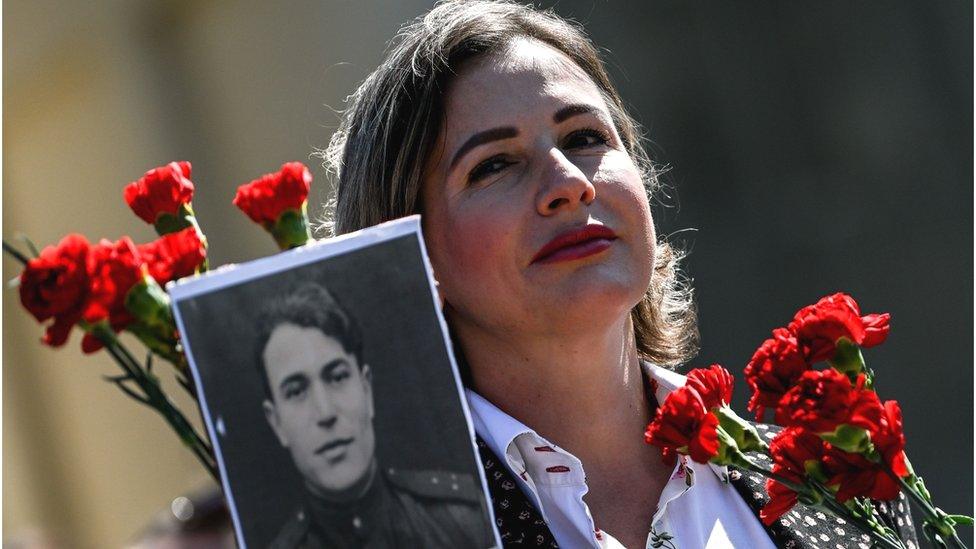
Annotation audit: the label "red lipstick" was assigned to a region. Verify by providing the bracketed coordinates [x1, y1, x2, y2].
[531, 224, 618, 265]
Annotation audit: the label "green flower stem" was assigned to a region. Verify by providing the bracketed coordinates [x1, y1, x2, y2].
[185, 212, 209, 273]
[16, 234, 40, 258]
[735, 453, 904, 549]
[886, 465, 968, 549]
[808, 481, 905, 549]
[93, 326, 218, 483]
[732, 453, 805, 493]
[110, 337, 215, 473]
[2, 240, 30, 266]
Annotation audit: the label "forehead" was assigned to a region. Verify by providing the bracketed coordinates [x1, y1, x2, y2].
[442, 38, 608, 137]
[262, 324, 350, 379]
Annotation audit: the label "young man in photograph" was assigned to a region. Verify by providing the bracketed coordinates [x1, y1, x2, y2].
[256, 282, 491, 548]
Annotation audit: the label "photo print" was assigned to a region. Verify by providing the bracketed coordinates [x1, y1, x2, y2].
[169, 216, 500, 548]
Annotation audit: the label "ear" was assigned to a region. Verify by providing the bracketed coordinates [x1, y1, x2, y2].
[263, 399, 289, 448]
[361, 363, 375, 420]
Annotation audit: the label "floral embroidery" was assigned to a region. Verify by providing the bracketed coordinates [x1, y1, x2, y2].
[649, 526, 677, 549]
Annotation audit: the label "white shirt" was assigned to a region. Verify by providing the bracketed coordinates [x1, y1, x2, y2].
[466, 363, 777, 549]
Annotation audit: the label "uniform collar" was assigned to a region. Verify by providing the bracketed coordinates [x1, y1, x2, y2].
[303, 460, 387, 537]
[465, 361, 729, 483]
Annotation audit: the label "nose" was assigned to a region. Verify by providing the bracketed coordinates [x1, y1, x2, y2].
[535, 148, 596, 216]
[311, 383, 338, 429]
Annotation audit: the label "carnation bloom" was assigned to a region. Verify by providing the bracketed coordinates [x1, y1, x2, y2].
[123, 161, 195, 224]
[645, 385, 720, 465]
[871, 400, 909, 478]
[745, 327, 809, 420]
[775, 369, 884, 434]
[137, 227, 206, 286]
[82, 237, 146, 353]
[685, 364, 734, 410]
[824, 445, 902, 502]
[761, 427, 826, 524]
[18, 234, 91, 347]
[233, 162, 311, 225]
[821, 400, 909, 503]
[788, 292, 890, 363]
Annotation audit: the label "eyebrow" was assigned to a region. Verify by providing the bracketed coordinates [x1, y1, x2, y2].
[448, 103, 606, 171]
[279, 372, 308, 392]
[552, 103, 601, 124]
[450, 127, 518, 170]
[319, 358, 350, 379]
[276, 358, 348, 392]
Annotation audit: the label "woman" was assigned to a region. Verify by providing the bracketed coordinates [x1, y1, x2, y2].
[321, 1, 916, 547]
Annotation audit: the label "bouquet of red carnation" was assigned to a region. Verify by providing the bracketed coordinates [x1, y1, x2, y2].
[4, 160, 314, 482]
[645, 293, 972, 548]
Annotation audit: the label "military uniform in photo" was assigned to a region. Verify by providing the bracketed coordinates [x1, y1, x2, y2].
[269, 466, 492, 548]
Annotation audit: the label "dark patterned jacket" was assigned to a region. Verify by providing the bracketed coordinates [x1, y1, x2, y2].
[476, 424, 919, 549]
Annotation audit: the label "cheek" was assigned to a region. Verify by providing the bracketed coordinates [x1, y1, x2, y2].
[594, 160, 656, 283]
[596, 160, 654, 240]
[281, 406, 313, 442]
[337, 385, 371, 424]
[426, 193, 520, 295]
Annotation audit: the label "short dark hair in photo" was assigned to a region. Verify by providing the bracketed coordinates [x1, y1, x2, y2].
[254, 282, 364, 399]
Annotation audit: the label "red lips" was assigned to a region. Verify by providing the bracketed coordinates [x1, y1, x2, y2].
[531, 224, 618, 265]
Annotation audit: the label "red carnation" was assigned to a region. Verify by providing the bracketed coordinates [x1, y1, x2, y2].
[137, 227, 206, 286]
[745, 328, 809, 421]
[788, 293, 890, 363]
[872, 400, 909, 478]
[761, 427, 827, 524]
[685, 364, 734, 410]
[82, 237, 146, 353]
[233, 162, 311, 225]
[762, 480, 800, 526]
[824, 445, 901, 502]
[645, 385, 720, 465]
[123, 161, 195, 224]
[18, 234, 91, 347]
[821, 400, 907, 502]
[775, 369, 884, 434]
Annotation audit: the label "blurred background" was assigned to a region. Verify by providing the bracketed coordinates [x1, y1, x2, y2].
[3, 0, 971, 547]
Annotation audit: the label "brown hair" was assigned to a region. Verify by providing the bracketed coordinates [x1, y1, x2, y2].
[320, 0, 698, 366]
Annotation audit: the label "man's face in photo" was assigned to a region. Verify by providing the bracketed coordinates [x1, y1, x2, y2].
[262, 323, 376, 494]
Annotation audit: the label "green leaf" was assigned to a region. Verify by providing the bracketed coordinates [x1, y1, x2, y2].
[821, 424, 873, 454]
[948, 514, 974, 526]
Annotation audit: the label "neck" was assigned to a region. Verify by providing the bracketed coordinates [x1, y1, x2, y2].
[305, 458, 378, 504]
[457, 312, 654, 464]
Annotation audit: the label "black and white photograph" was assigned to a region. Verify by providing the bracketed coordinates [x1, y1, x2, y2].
[169, 217, 499, 548]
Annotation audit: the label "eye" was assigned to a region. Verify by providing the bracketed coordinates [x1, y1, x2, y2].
[562, 128, 611, 150]
[468, 155, 514, 184]
[282, 378, 308, 400]
[323, 363, 352, 384]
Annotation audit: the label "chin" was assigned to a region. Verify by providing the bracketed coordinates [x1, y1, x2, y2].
[534, 267, 647, 326]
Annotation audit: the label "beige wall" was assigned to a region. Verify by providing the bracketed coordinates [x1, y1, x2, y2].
[3, 1, 430, 546]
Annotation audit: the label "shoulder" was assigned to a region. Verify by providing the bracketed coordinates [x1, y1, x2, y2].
[267, 506, 309, 549]
[384, 466, 483, 505]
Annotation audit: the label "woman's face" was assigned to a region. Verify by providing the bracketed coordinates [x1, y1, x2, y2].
[421, 38, 656, 338]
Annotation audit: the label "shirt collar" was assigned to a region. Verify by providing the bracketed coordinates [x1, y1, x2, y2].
[465, 390, 535, 467]
[465, 362, 730, 483]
